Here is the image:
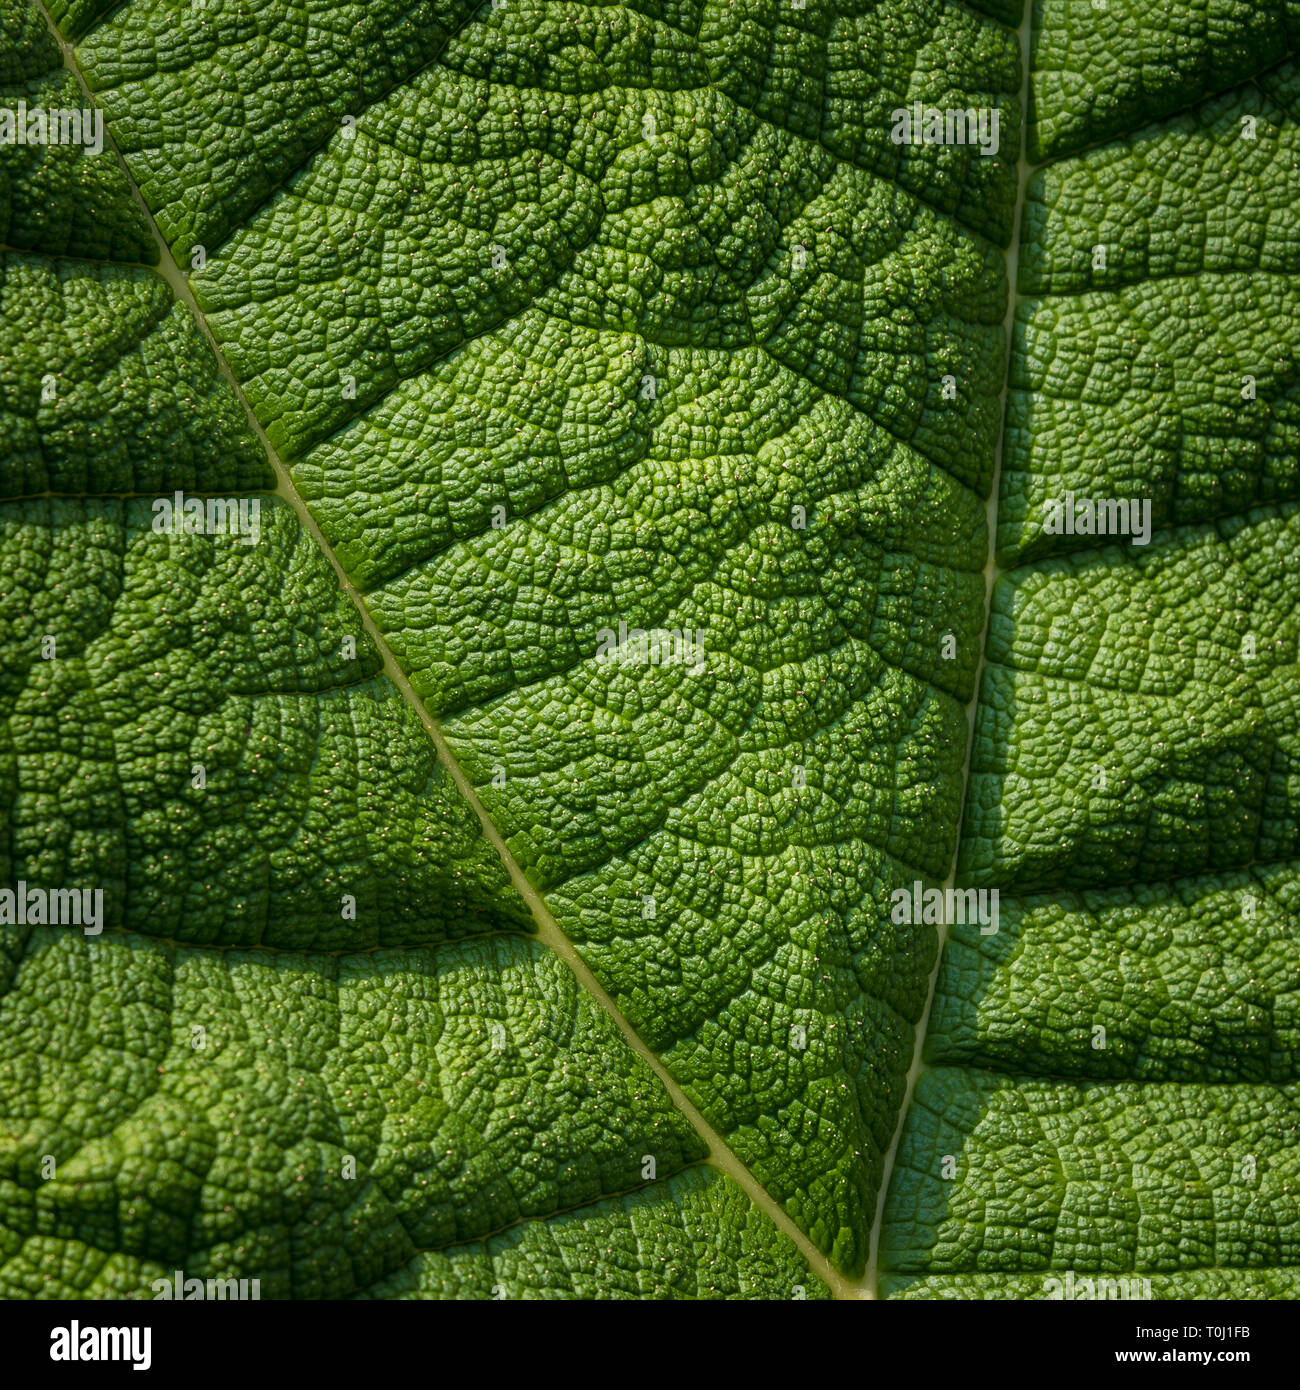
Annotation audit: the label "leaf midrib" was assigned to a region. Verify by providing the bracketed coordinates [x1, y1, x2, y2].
[29, 0, 860, 1302]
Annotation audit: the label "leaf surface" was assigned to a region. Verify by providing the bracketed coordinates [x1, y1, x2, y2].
[5, 0, 1299, 1300]
[37, 0, 1029, 1276]
[881, 16, 1300, 1299]
[0, 0, 828, 1297]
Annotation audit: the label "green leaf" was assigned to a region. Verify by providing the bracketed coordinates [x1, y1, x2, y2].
[0, 0, 832, 1297]
[0, 0, 153, 260]
[0, 258, 271, 495]
[962, 505, 1300, 891]
[1003, 65, 1300, 567]
[1, 927, 821, 1298]
[6, 0, 1300, 1302]
[697, 0, 1024, 244]
[0, 496, 529, 945]
[1029, 0, 1300, 159]
[882, 32, 1300, 1299]
[69, 0, 482, 255]
[926, 865, 1300, 1084]
[37, 0, 1023, 1280]
[882, 1072, 1300, 1297]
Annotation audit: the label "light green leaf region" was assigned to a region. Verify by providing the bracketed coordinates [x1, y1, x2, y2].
[962, 504, 1300, 893]
[13, 0, 1300, 1300]
[70, 0, 484, 256]
[881, 1070, 1300, 1296]
[2, 491, 828, 1294]
[1, 927, 819, 1298]
[929, 864, 1300, 1084]
[0, 496, 528, 947]
[883, 21, 1300, 1299]
[1, 0, 830, 1297]
[59, 0, 1022, 1276]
